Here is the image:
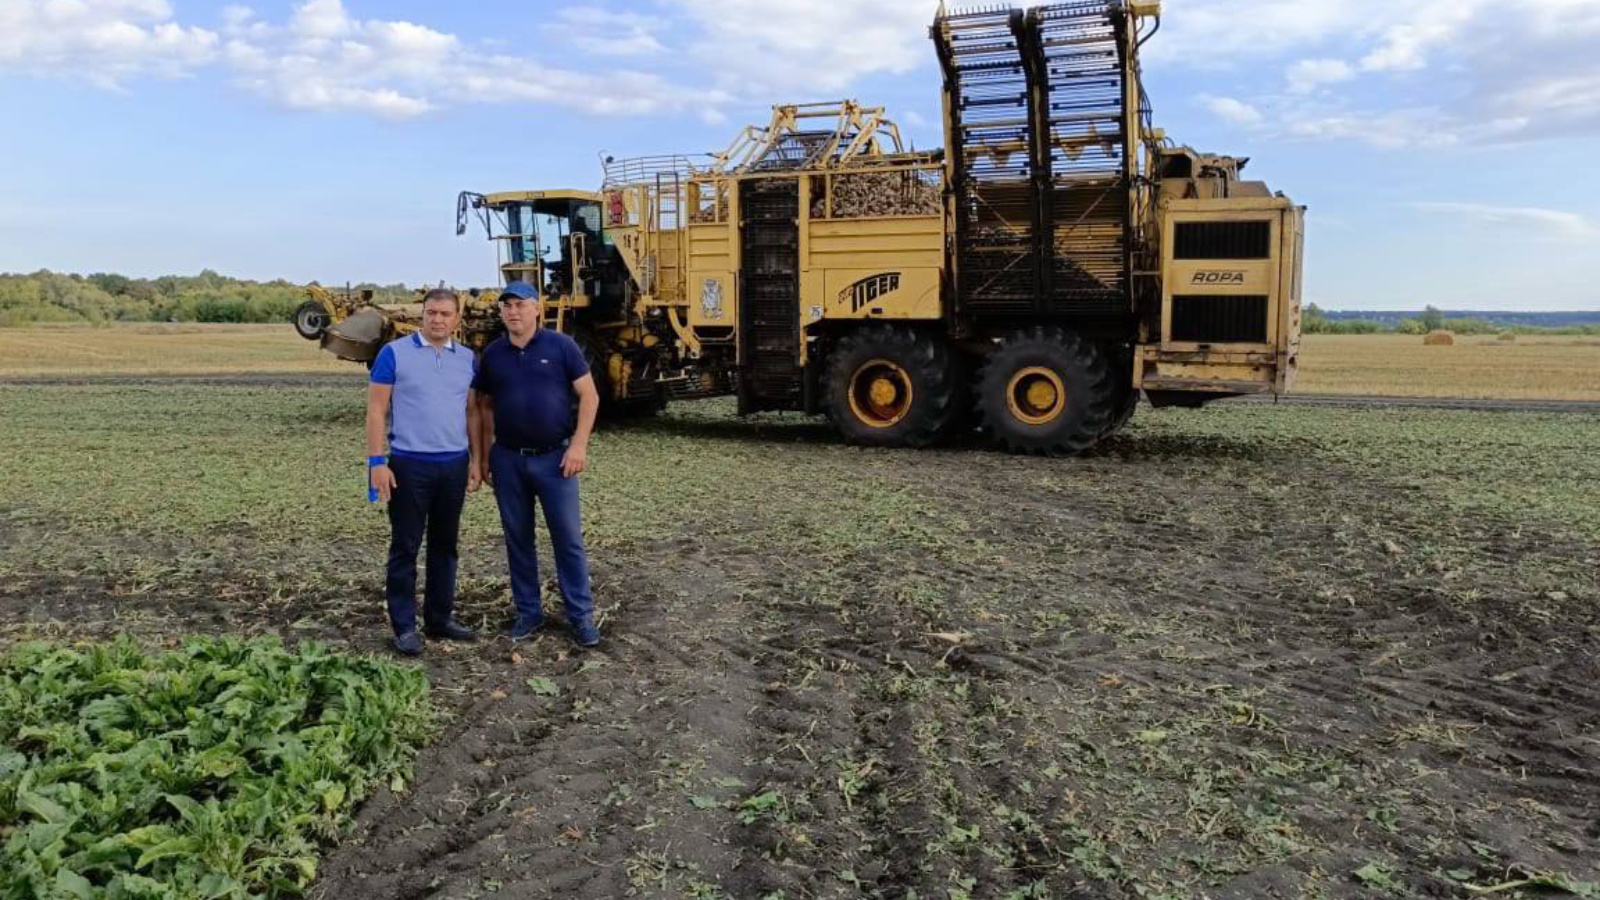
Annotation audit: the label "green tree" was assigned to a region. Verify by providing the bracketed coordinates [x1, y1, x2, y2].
[1303, 301, 1330, 334]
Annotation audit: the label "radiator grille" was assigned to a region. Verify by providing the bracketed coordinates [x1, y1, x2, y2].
[1173, 221, 1270, 260]
[1171, 295, 1268, 343]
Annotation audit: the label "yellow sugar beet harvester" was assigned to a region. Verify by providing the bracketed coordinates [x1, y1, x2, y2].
[301, 0, 1303, 453]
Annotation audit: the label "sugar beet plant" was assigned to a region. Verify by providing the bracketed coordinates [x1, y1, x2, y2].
[0, 637, 433, 898]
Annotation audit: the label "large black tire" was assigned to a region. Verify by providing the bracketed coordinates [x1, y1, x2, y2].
[1099, 343, 1139, 440]
[1101, 387, 1139, 439]
[823, 325, 960, 448]
[976, 326, 1115, 455]
[292, 300, 330, 341]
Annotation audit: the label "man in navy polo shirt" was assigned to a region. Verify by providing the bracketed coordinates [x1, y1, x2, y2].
[473, 281, 602, 648]
[367, 288, 482, 656]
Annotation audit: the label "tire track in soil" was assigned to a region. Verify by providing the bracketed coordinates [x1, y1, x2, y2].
[887, 442, 1600, 891]
[713, 545, 1094, 898]
[310, 552, 778, 900]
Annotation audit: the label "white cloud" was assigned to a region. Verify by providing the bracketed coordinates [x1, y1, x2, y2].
[1485, 72, 1600, 123]
[222, 6, 458, 119]
[16, 0, 1591, 147]
[673, 0, 936, 94]
[1157, 0, 1600, 145]
[1198, 95, 1264, 126]
[1153, 0, 1496, 69]
[220, 6, 256, 31]
[0, 0, 724, 120]
[215, 0, 928, 120]
[0, 0, 219, 86]
[1285, 109, 1460, 148]
[549, 9, 668, 57]
[1410, 202, 1600, 240]
[1357, 1, 1480, 72]
[289, 0, 354, 40]
[219, 0, 720, 120]
[1285, 58, 1353, 94]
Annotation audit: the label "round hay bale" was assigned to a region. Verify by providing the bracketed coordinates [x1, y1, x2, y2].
[1496, 331, 1517, 342]
[1423, 329, 1456, 346]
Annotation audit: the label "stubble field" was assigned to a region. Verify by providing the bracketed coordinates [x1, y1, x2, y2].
[5, 326, 1598, 402]
[1, 325, 1597, 899]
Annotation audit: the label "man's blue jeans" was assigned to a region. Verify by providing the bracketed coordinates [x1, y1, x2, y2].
[489, 443, 595, 625]
[385, 455, 469, 636]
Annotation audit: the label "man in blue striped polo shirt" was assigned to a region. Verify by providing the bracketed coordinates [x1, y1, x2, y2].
[366, 288, 482, 656]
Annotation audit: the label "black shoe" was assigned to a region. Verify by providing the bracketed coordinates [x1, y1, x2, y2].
[391, 630, 424, 657]
[424, 619, 477, 641]
[507, 616, 544, 642]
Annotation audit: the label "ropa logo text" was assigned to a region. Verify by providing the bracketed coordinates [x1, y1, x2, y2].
[1191, 270, 1246, 285]
[842, 272, 900, 312]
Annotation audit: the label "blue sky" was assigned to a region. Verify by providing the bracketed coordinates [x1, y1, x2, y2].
[2, 0, 1597, 310]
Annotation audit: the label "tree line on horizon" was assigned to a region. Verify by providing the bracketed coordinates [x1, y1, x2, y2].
[2, 269, 1596, 335]
[1300, 303, 1597, 336]
[0, 270, 419, 327]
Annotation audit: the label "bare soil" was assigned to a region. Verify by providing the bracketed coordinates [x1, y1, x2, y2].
[1, 384, 1596, 899]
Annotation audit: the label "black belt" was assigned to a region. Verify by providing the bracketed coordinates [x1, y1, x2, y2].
[503, 438, 569, 457]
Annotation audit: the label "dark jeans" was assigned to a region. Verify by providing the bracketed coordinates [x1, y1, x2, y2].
[385, 455, 469, 636]
[489, 443, 594, 624]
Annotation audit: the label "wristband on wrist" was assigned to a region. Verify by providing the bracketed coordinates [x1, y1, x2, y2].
[368, 456, 387, 467]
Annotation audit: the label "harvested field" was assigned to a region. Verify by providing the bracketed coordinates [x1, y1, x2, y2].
[1296, 334, 1600, 401]
[6, 327, 1597, 401]
[1, 368, 1596, 899]
[0, 323, 347, 376]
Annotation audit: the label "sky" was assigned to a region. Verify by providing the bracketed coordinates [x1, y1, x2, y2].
[1, 0, 1597, 311]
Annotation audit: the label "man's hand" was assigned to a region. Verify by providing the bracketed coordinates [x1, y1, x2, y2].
[479, 459, 495, 488]
[371, 463, 398, 503]
[467, 464, 482, 494]
[560, 442, 588, 478]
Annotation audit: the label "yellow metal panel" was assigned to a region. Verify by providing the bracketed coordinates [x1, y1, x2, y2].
[807, 215, 943, 269]
[656, 229, 685, 305]
[687, 273, 735, 328]
[1275, 205, 1305, 393]
[1159, 206, 1282, 348]
[1150, 199, 1307, 396]
[484, 190, 602, 205]
[1166, 260, 1273, 294]
[1139, 348, 1276, 364]
[808, 217, 944, 237]
[808, 268, 941, 322]
[685, 221, 737, 333]
[687, 224, 732, 266]
[1161, 196, 1296, 215]
[1152, 361, 1272, 381]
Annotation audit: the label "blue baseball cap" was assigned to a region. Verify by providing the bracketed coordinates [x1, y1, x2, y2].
[498, 281, 539, 302]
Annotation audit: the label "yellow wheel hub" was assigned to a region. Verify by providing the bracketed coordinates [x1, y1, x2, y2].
[1006, 366, 1067, 426]
[848, 359, 914, 428]
[869, 377, 899, 408]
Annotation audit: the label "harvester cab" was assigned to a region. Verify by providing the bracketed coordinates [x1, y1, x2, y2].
[457, 190, 623, 328]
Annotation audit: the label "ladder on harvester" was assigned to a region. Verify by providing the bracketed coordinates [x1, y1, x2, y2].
[934, 0, 1132, 318]
[654, 171, 687, 306]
